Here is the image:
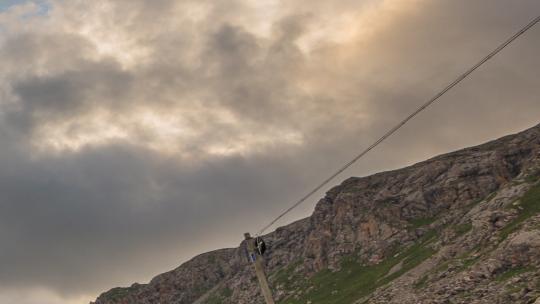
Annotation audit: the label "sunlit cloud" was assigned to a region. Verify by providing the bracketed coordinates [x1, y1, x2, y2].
[31, 106, 305, 158]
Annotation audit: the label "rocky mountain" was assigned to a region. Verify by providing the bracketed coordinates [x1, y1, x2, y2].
[92, 123, 540, 304]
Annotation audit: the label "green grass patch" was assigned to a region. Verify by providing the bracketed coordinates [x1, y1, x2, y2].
[204, 293, 222, 304]
[279, 231, 438, 304]
[221, 287, 233, 298]
[409, 217, 436, 229]
[460, 256, 480, 270]
[454, 222, 473, 236]
[270, 259, 304, 290]
[495, 266, 535, 282]
[433, 260, 450, 274]
[524, 172, 540, 184]
[446, 245, 483, 273]
[499, 183, 540, 241]
[204, 287, 233, 304]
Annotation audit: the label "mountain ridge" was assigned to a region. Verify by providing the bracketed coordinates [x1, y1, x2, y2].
[92, 122, 540, 304]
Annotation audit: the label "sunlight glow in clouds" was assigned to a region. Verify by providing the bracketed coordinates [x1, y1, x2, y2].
[0, 287, 92, 304]
[1, 0, 539, 304]
[34, 107, 305, 157]
[52, 1, 152, 67]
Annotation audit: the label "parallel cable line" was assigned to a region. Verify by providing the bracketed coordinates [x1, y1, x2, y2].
[257, 15, 540, 236]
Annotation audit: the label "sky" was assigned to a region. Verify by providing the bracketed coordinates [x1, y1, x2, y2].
[0, 0, 539, 303]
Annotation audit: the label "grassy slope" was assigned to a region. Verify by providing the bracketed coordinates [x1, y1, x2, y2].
[275, 230, 437, 304]
[500, 181, 540, 240]
[273, 181, 540, 304]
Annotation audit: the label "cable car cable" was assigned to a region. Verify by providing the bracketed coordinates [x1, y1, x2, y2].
[256, 14, 540, 236]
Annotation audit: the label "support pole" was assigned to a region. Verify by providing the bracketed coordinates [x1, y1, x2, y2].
[244, 233, 275, 304]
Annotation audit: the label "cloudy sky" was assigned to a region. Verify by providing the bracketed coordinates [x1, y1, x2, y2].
[0, 0, 539, 303]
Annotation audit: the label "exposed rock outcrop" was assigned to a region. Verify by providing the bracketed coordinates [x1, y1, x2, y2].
[92, 123, 540, 304]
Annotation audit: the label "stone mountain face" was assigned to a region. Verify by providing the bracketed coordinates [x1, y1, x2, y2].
[92, 123, 540, 304]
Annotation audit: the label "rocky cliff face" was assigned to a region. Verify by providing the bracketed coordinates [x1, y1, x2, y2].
[92, 123, 540, 304]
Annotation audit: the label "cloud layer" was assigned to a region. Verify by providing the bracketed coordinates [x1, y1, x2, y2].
[1, 0, 539, 303]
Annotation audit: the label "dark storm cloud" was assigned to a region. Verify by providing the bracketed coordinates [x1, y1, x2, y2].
[7, 60, 133, 133]
[0, 136, 316, 295]
[0, 0, 539, 303]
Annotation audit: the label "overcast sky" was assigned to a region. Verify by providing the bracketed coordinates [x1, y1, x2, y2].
[0, 0, 539, 303]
